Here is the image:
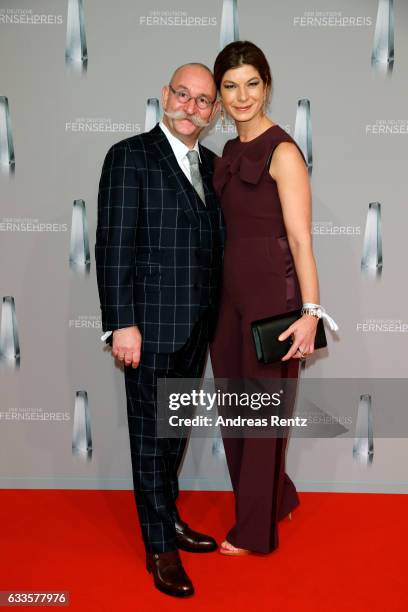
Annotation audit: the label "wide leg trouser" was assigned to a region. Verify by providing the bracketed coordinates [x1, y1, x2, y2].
[210, 291, 300, 554]
[124, 310, 210, 553]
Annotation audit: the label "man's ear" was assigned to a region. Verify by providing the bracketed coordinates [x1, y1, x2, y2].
[161, 85, 169, 110]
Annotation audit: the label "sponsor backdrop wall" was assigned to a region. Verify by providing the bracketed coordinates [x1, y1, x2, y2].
[1, 0, 407, 493]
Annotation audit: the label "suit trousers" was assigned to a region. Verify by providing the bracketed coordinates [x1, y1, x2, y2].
[124, 309, 210, 553]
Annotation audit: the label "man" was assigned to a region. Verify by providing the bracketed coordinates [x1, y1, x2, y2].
[95, 63, 223, 598]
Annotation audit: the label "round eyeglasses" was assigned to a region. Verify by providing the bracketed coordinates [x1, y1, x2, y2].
[169, 84, 216, 110]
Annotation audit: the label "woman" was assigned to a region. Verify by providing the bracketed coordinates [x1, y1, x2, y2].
[210, 41, 334, 555]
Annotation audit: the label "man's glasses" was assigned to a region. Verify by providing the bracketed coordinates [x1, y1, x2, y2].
[169, 84, 216, 110]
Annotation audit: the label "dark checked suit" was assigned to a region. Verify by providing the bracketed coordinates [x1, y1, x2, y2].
[95, 123, 224, 553]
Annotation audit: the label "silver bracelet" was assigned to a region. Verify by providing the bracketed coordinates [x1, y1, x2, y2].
[301, 306, 322, 319]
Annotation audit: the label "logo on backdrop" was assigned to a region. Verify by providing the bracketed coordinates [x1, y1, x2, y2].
[215, 118, 291, 137]
[0, 217, 68, 232]
[65, 0, 87, 74]
[365, 119, 408, 135]
[69, 199, 90, 274]
[65, 118, 141, 133]
[214, 116, 237, 135]
[0, 7, 63, 25]
[0, 407, 70, 422]
[139, 10, 216, 27]
[312, 222, 361, 236]
[356, 319, 408, 333]
[0, 296, 20, 369]
[69, 315, 102, 330]
[292, 10, 372, 27]
[0, 96, 15, 177]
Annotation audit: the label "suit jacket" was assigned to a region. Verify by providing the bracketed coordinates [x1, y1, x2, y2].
[95, 123, 225, 353]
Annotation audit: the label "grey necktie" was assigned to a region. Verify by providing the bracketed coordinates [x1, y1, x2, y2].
[187, 150, 206, 205]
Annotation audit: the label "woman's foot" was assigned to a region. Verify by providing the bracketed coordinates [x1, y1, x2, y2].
[219, 540, 250, 556]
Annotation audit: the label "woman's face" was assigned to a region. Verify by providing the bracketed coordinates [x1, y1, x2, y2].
[220, 64, 267, 123]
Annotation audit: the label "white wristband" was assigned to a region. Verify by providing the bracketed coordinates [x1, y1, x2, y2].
[302, 303, 339, 331]
[101, 330, 112, 342]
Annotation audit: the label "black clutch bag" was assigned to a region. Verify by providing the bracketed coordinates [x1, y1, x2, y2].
[251, 308, 327, 364]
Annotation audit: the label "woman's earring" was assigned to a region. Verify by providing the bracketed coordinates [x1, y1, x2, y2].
[263, 97, 267, 114]
[220, 106, 226, 128]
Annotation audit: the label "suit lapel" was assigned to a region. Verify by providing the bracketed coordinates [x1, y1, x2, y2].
[199, 144, 225, 243]
[198, 144, 216, 208]
[149, 124, 199, 228]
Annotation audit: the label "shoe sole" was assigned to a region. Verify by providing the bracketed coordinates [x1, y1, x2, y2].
[154, 584, 195, 598]
[146, 566, 195, 597]
[219, 547, 250, 556]
[177, 544, 218, 553]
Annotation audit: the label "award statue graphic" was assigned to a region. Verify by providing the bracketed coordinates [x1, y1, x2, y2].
[145, 98, 160, 132]
[361, 202, 382, 280]
[353, 394, 374, 465]
[294, 98, 313, 177]
[371, 0, 394, 76]
[65, 0, 88, 74]
[0, 96, 15, 177]
[220, 0, 239, 50]
[0, 296, 20, 369]
[69, 199, 91, 275]
[72, 390, 92, 461]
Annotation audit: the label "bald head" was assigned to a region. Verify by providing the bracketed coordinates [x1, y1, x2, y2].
[169, 63, 216, 99]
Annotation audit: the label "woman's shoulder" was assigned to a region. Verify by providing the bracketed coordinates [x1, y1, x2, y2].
[220, 135, 239, 157]
[260, 124, 297, 148]
[266, 126, 307, 165]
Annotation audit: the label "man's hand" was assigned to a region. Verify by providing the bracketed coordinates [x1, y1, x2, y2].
[111, 326, 142, 368]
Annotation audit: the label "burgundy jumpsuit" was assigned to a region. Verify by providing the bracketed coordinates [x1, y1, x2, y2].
[210, 125, 306, 553]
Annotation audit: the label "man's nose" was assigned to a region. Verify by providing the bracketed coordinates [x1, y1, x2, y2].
[185, 96, 198, 114]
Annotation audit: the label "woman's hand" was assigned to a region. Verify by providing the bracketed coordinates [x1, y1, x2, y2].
[278, 314, 319, 361]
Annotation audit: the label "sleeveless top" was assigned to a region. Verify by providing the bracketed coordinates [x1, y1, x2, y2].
[213, 124, 306, 242]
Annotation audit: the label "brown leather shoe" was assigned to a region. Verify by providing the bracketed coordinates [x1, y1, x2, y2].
[175, 519, 218, 553]
[146, 550, 194, 597]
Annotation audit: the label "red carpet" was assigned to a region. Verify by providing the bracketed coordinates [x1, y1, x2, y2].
[0, 490, 406, 611]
